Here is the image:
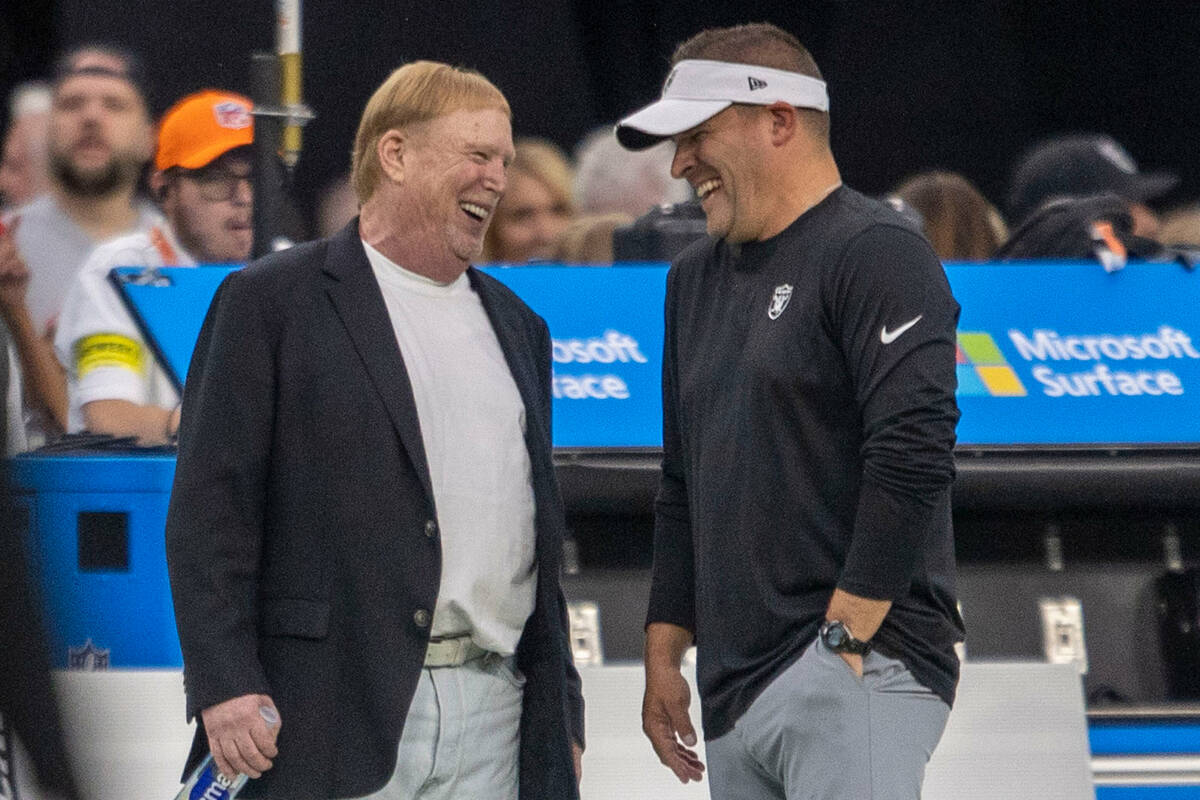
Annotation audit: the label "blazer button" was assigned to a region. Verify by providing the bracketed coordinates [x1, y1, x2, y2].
[424, 519, 437, 538]
[413, 608, 431, 628]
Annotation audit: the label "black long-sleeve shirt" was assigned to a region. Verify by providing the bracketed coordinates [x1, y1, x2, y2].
[648, 186, 964, 740]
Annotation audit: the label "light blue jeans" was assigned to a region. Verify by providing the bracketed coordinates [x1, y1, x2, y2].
[705, 638, 950, 800]
[361, 654, 524, 800]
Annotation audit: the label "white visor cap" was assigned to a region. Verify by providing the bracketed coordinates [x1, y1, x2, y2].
[615, 59, 829, 150]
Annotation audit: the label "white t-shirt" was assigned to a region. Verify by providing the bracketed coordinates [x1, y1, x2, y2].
[9, 192, 163, 333]
[54, 225, 194, 433]
[363, 241, 537, 656]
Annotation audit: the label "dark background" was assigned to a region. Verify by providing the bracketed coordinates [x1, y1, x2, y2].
[2, 0, 1198, 233]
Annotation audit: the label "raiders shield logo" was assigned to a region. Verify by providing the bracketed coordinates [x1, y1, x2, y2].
[767, 284, 793, 320]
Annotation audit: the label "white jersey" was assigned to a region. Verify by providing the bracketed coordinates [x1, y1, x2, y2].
[54, 226, 195, 433]
[2, 194, 161, 448]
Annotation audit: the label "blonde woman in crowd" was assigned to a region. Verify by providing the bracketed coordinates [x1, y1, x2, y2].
[482, 137, 574, 263]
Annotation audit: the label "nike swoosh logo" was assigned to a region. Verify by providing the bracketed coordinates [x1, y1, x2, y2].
[880, 315, 923, 344]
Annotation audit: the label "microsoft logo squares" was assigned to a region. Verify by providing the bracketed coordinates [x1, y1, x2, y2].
[956, 332, 1027, 397]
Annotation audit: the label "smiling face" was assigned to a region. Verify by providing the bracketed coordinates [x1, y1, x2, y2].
[400, 107, 515, 265]
[670, 105, 774, 243]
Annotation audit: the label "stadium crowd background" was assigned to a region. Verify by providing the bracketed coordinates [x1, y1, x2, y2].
[3, 0, 1199, 239]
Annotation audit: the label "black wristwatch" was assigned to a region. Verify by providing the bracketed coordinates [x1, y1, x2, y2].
[820, 620, 872, 655]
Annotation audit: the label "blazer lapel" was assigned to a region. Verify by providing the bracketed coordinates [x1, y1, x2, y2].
[468, 270, 558, 550]
[469, 269, 546, 447]
[322, 222, 435, 505]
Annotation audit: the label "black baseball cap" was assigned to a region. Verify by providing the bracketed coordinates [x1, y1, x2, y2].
[1006, 134, 1178, 225]
[51, 44, 152, 109]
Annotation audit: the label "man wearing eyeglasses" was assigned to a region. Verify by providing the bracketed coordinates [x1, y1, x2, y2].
[53, 89, 253, 444]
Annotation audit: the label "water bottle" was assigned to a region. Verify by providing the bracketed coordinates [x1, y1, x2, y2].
[173, 706, 279, 800]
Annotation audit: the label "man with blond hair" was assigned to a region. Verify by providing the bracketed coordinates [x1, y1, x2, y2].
[167, 61, 583, 799]
[618, 23, 963, 800]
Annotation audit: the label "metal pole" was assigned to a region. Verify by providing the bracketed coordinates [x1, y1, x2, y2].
[250, 52, 286, 259]
[250, 2, 313, 257]
[277, 0, 303, 171]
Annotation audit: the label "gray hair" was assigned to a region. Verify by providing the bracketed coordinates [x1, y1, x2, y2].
[573, 126, 692, 217]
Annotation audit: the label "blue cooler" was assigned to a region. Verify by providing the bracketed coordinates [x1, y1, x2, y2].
[12, 453, 179, 668]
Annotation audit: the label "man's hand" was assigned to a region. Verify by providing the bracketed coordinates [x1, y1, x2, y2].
[571, 740, 583, 785]
[0, 217, 30, 319]
[200, 694, 281, 782]
[825, 588, 892, 679]
[838, 651, 864, 678]
[642, 662, 704, 783]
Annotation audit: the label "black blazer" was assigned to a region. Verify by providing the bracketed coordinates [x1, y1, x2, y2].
[166, 221, 582, 799]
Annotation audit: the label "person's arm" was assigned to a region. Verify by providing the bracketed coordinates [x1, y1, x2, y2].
[643, 622, 703, 783]
[54, 244, 176, 442]
[824, 589, 892, 676]
[642, 266, 703, 783]
[0, 218, 67, 432]
[82, 398, 179, 445]
[165, 270, 280, 778]
[200, 693, 281, 781]
[5, 307, 68, 434]
[827, 225, 960, 667]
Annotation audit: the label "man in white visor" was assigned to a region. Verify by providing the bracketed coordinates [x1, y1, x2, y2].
[621, 23, 964, 800]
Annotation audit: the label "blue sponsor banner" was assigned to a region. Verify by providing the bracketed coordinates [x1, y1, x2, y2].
[116, 260, 1200, 450]
[482, 264, 667, 447]
[116, 263, 670, 448]
[487, 260, 1200, 448]
[946, 260, 1200, 447]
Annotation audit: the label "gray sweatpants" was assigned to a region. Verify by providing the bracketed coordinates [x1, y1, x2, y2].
[705, 637, 950, 800]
